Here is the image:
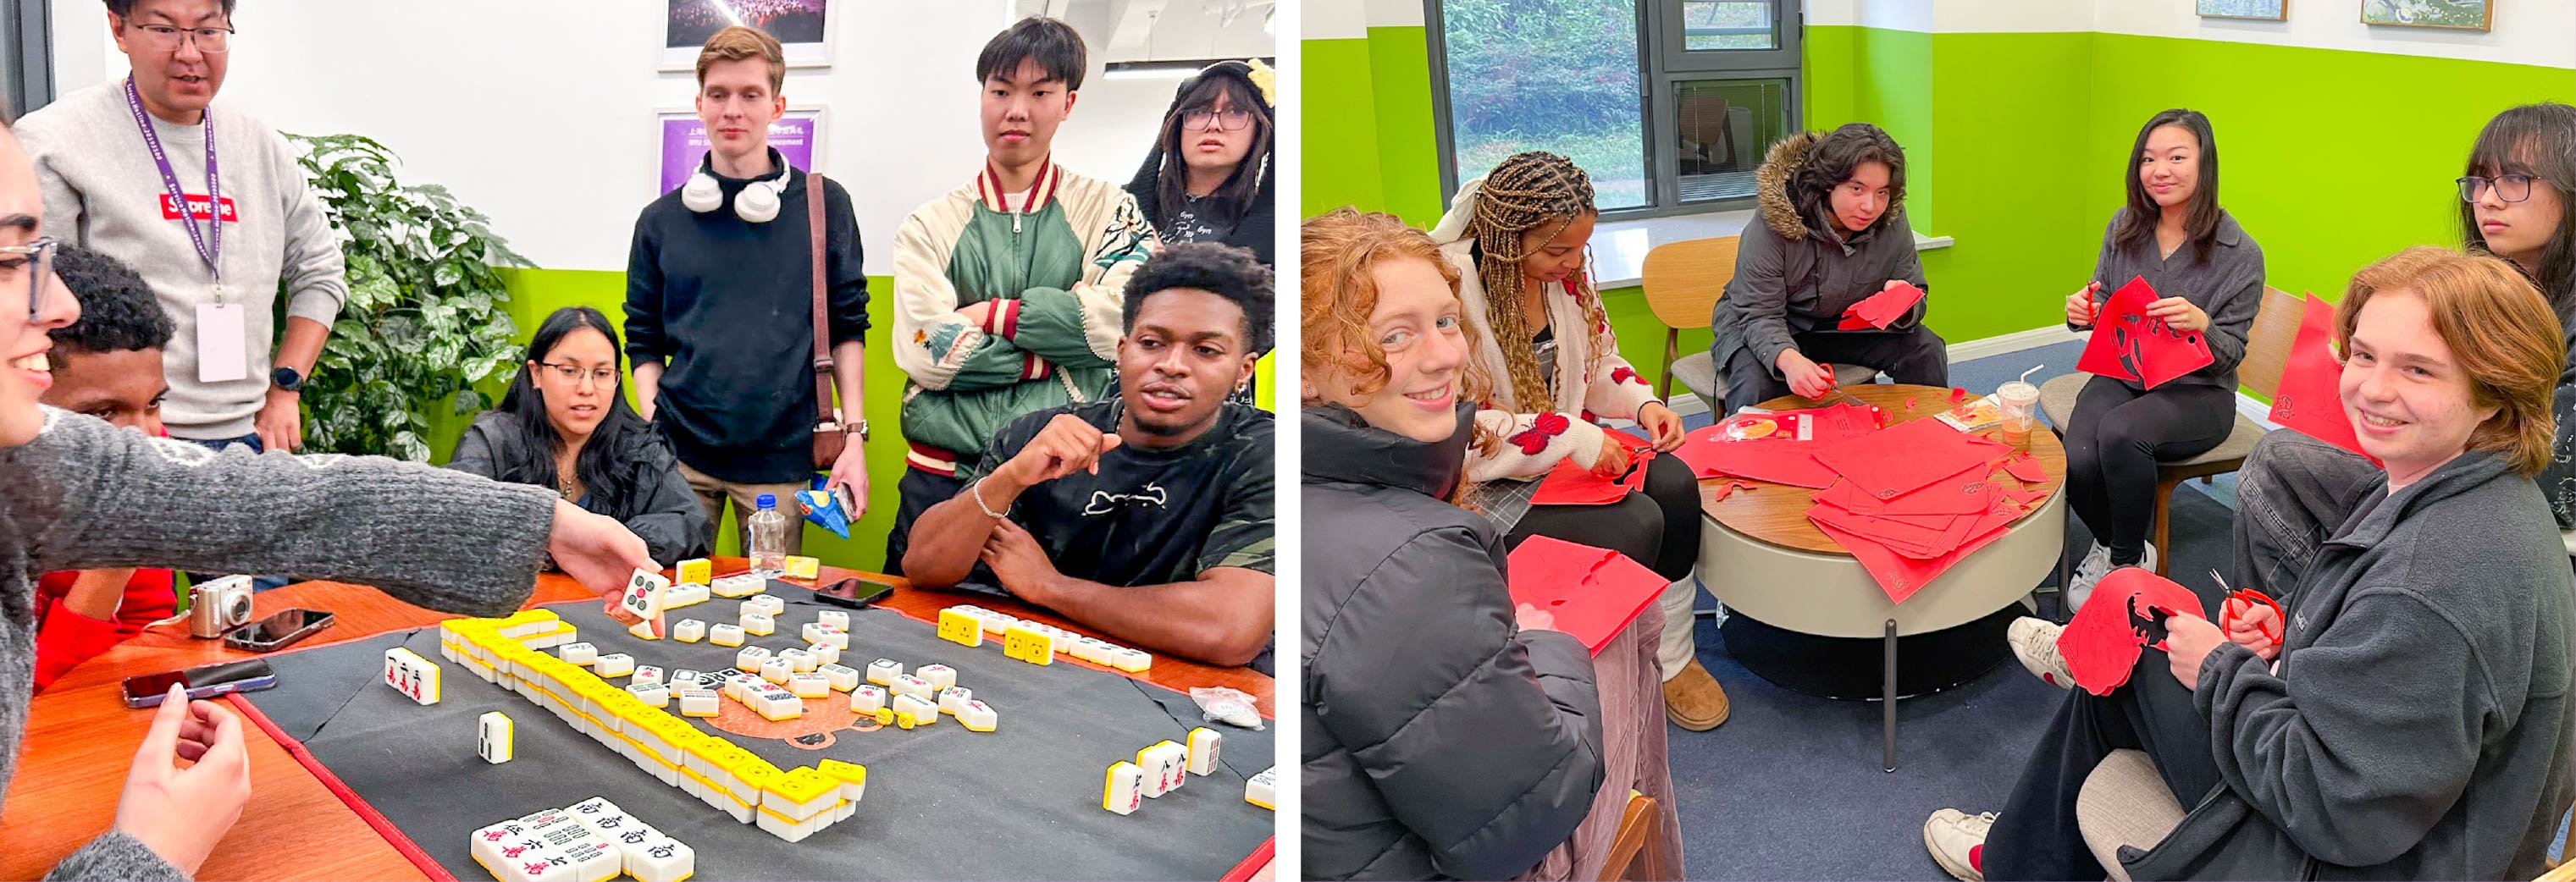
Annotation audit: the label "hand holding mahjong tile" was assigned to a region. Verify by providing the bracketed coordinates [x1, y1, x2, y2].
[619, 569, 670, 638]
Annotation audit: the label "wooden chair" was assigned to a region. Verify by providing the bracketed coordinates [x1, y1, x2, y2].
[2037, 286, 2303, 576]
[1598, 791, 1672, 881]
[1640, 236, 1878, 416]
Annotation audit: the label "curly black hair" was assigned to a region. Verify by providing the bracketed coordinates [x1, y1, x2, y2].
[49, 245, 175, 355]
[1790, 123, 1909, 234]
[1122, 242, 1274, 354]
[976, 16, 1086, 91]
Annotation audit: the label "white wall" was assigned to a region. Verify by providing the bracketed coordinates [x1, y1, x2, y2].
[45, 0, 1263, 274]
[2092, 0, 2574, 69]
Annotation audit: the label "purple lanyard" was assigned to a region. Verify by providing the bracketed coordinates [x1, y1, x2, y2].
[122, 75, 221, 292]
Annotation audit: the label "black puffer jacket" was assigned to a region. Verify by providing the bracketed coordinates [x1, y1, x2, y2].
[1302, 403, 1604, 880]
[447, 412, 711, 566]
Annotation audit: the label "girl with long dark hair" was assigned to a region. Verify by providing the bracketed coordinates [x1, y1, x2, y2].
[1125, 60, 1274, 264]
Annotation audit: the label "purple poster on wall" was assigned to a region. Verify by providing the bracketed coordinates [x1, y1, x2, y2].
[656, 111, 821, 194]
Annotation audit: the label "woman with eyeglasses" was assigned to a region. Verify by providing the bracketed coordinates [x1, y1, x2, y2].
[2208, 102, 2576, 612]
[1124, 60, 1274, 265]
[1428, 151, 1727, 732]
[447, 306, 710, 566]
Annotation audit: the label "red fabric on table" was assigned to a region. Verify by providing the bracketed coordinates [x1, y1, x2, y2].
[1506, 536, 1671, 656]
[1811, 417, 2008, 500]
[2267, 292, 2380, 465]
[2076, 275, 2216, 389]
[33, 567, 177, 692]
[2056, 568, 2206, 696]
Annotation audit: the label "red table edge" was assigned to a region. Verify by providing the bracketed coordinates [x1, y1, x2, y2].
[225, 602, 1274, 879]
[227, 692, 456, 882]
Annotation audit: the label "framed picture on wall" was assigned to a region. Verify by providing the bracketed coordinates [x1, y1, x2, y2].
[2197, 0, 2286, 20]
[655, 106, 828, 196]
[661, 0, 837, 71]
[2360, 0, 2493, 30]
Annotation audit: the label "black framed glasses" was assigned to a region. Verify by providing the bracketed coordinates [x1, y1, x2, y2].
[1181, 107, 1254, 132]
[536, 362, 619, 389]
[2, 237, 59, 322]
[2459, 174, 2542, 204]
[128, 23, 234, 53]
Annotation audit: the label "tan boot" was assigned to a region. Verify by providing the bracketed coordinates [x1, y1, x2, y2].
[1663, 659, 1730, 730]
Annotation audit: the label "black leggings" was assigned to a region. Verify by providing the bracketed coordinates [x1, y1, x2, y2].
[2065, 377, 2236, 565]
[1981, 643, 2222, 880]
[1505, 452, 1698, 582]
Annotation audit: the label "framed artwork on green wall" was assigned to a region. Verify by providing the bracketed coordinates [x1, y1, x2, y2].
[2360, 0, 2493, 30]
[2197, 0, 2286, 20]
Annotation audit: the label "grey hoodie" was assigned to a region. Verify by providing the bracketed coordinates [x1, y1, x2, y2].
[2125, 449, 2576, 880]
[1, 408, 556, 880]
[1707, 130, 1930, 379]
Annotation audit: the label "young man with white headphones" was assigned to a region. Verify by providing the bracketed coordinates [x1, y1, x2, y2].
[623, 25, 871, 554]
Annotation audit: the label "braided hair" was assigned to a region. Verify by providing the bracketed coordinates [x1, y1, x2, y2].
[1466, 152, 1609, 411]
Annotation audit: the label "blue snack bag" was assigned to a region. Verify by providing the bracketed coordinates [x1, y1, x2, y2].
[796, 489, 852, 539]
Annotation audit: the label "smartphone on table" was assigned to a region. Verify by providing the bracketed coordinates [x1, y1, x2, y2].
[808, 577, 895, 609]
[224, 608, 335, 653]
[122, 659, 278, 708]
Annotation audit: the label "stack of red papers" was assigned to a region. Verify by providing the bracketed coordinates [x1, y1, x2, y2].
[2076, 276, 2215, 389]
[1810, 416, 2009, 499]
[1506, 536, 1671, 656]
[1672, 404, 1883, 488]
[1839, 282, 1926, 330]
[2267, 293, 2379, 465]
[1529, 427, 1658, 506]
[1794, 419, 2027, 604]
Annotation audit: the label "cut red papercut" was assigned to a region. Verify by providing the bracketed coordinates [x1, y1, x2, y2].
[2267, 293, 2380, 466]
[2004, 455, 2048, 484]
[2056, 569, 2206, 696]
[1812, 418, 2006, 499]
[1949, 387, 1968, 404]
[2076, 276, 2216, 390]
[1506, 536, 1671, 656]
[1842, 282, 1926, 329]
[1711, 481, 1755, 503]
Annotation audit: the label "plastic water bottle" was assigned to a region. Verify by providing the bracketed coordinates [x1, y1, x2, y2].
[748, 493, 788, 578]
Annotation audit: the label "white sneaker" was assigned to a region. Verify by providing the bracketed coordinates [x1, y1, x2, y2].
[1924, 808, 1997, 882]
[2065, 542, 2114, 610]
[2007, 616, 2075, 689]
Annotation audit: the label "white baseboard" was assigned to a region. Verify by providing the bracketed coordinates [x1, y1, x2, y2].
[1664, 324, 2088, 418]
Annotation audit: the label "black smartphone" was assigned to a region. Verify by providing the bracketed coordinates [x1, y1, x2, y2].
[810, 576, 895, 609]
[223, 608, 334, 653]
[122, 659, 278, 708]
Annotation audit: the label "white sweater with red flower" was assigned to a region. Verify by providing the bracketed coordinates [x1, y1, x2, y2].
[1436, 236, 1661, 485]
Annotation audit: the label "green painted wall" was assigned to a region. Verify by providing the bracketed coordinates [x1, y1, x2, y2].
[442, 267, 1270, 573]
[1307, 24, 2576, 396]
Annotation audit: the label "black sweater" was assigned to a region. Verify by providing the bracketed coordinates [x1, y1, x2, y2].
[624, 151, 869, 484]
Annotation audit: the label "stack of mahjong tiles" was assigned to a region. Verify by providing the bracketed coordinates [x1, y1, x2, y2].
[937, 604, 1153, 672]
[1102, 727, 1227, 816]
[435, 614, 870, 843]
[846, 657, 998, 730]
[470, 797, 691, 882]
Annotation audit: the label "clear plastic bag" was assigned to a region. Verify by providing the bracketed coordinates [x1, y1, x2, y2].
[1190, 686, 1264, 730]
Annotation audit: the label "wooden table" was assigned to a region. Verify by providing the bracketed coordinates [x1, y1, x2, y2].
[1691, 383, 2067, 770]
[0, 559, 1273, 880]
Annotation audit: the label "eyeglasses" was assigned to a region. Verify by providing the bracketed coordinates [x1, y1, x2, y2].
[1182, 107, 1254, 132]
[537, 362, 620, 389]
[1, 237, 60, 322]
[2458, 174, 2543, 204]
[128, 23, 234, 53]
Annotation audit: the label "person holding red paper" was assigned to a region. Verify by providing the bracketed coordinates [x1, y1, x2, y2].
[1302, 209, 1682, 880]
[1428, 152, 1729, 731]
[2054, 110, 2265, 604]
[1927, 248, 2575, 882]
[2225, 104, 2576, 609]
[1708, 123, 1947, 414]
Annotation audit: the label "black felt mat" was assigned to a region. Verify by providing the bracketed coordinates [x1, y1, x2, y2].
[242, 594, 1274, 880]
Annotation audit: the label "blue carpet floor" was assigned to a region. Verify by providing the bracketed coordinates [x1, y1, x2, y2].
[1662, 343, 2249, 879]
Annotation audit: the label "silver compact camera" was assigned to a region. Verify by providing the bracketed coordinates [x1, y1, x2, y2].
[189, 575, 257, 638]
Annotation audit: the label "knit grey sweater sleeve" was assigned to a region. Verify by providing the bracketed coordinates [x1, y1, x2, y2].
[5, 407, 554, 617]
[42, 830, 184, 882]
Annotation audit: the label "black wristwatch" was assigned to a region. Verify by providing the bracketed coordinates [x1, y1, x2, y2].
[271, 365, 307, 393]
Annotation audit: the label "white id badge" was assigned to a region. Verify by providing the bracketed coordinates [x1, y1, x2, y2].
[195, 302, 250, 383]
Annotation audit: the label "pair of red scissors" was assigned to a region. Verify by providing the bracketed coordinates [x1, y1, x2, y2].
[2211, 570, 2282, 643]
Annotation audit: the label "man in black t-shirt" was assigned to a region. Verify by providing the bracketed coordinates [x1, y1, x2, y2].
[903, 243, 1274, 673]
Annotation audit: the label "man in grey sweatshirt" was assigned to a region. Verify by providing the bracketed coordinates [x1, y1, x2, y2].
[13, 0, 342, 453]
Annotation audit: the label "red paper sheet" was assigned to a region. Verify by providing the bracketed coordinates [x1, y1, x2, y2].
[1812, 418, 2007, 500]
[2267, 293, 2380, 465]
[1812, 493, 2020, 604]
[2056, 568, 2206, 696]
[2003, 454, 2048, 484]
[1506, 536, 1671, 656]
[1842, 282, 1926, 329]
[2076, 275, 2217, 390]
[1814, 468, 1993, 515]
[1531, 458, 1630, 505]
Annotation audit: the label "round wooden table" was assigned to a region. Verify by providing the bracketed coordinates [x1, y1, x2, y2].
[1691, 383, 2068, 769]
